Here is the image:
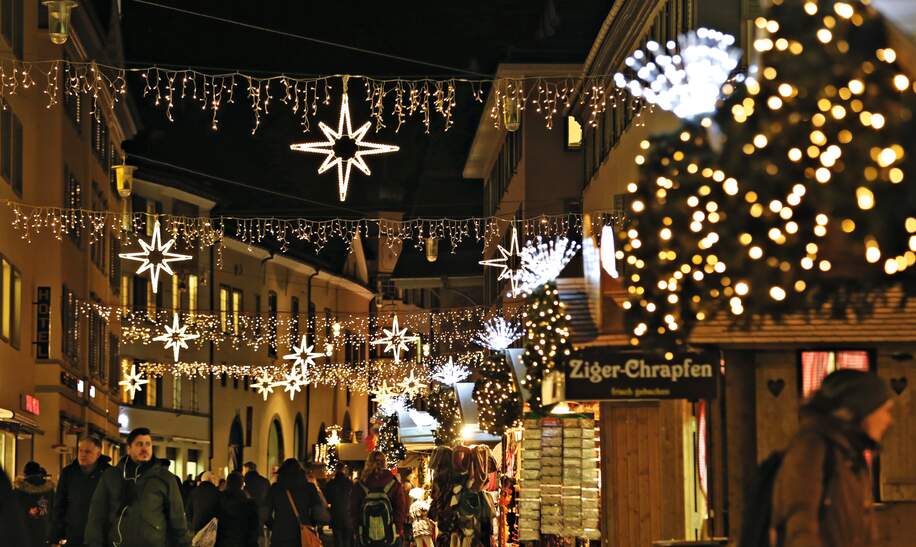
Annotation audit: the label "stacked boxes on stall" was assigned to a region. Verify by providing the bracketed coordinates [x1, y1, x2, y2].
[540, 418, 563, 536]
[517, 418, 542, 541]
[579, 417, 601, 539]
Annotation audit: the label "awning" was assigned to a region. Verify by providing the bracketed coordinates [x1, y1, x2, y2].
[0, 411, 43, 435]
[338, 442, 369, 463]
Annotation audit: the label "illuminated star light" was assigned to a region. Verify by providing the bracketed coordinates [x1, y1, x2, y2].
[371, 380, 398, 404]
[516, 236, 581, 295]
[473, 317, 523, 351]
[399, 370, 428, 399]
[283, 335, 325, 373]
[290, 91, 399, 202]
[119, 364, 148, 402]
[153, 312, 200, 363]
[479, 225, 524, 297]
[280, 364, 308, 401]
[371, 314, 419, 364]
[431, 357, 471, 386]
[613, 28, 741, 120]
[251, 368, 277, 401]
[119, 221, 193, 294]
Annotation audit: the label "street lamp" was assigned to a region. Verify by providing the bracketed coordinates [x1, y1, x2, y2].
[43, 1, 79, 45]
[112, 162, 136, 198]
[425, 237, 438, 263]
[502, 80, 521, 132]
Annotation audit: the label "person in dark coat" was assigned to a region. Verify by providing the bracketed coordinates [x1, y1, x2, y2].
[243, 461, 271, 544]
[267, 458, 323, 547]
[187, 470, 221, 532]
[350, 452, 408, 546]
[0, 465, 30, 546]
[772, 370, 894, 547]
[51, 436, 112, 546]
[215, 472, 259, 547]
[14, 461, 56, 547]
[84, 427, 191, 547]
[323, 464, 355, 547]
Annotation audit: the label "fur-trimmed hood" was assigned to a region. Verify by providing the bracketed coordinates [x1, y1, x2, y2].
[14, 476, 55, 494]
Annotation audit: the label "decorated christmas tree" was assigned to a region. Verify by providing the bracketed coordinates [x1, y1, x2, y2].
[426, 384, 461, 446]
[520, 282, 573, 411]
[473, 352, 522, 435]
[376, 413, 406, 467]
[325, 443, 340, 475]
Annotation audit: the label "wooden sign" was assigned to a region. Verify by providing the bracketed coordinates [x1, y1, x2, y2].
[563, 348, 720, 400]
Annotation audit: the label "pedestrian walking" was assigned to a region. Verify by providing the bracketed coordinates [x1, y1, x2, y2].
[84, 427, 191, 547]
[14, 461, 55, 547]
[323, 464, 355, 547]
[267, 458, 324, 547]
[215, 471, 259, 547]
[771, 370, 894, 547]
[0, 464, 30, 546]
[350, 451, 407, 547]
[188, 470, 221, 533]
[51, 436, 112, 547]
[243, 461, 271, 546]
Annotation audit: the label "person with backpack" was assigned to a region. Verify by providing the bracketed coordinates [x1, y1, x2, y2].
[350, 451, 408, 547]
[14, 461, 55, 547]
[741, 370, 894, 547]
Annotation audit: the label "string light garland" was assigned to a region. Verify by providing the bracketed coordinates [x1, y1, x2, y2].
[473, 317, 523, 351]
[118, 220, 193, 294]
[291, 78, 399, 202]
[520, 283, 572, 411]
[153, 312, 200, 362]
[4, 199, 622, 255]
[0, 57, 651, 133]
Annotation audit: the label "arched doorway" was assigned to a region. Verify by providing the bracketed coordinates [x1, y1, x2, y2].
[229, 415, 244, 472]
[294, 414, 305, 461]
[267, 418, 284, 473]
[342, 410, 353, 442]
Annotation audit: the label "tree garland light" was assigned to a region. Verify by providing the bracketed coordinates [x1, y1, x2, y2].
[425, 384, 461, 446]
[472, 352, 522, 436]
[520, 283, 572, 411]
[376, 413, 407, 467]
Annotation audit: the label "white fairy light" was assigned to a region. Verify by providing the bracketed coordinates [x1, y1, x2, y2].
[119, 220, 193, 293]
[479, 225, 525, 296]
[473, 317, 523, 351]
[371, 314, 419, 364]
[119, 364, 148, 402]
[283, 334, 325, 372]
[290, 83, 399, 202]
[152, 312, 200, 363]
[613, 28, 741, 120]
[516, 236, 581, 295]
[431, 357, 471, 386]
[398, 370, 428, 399]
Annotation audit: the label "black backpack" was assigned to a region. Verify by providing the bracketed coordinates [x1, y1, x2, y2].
[358, 480, 398, 547]
[738, 440, 835, 547]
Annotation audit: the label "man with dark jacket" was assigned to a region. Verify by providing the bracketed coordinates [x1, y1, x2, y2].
[242, 461, 270, 544]
[51, 436, 111, 546]
[14, 461, 55, 547]
[84, 427, 191, 547]
[215, 472, 259, 547]
[187, 470, 220, 532]
[0, 465, 30, 546]
[323, 464, 355, 547]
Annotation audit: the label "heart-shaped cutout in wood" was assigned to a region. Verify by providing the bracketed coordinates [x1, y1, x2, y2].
[767, 378, 786, 397]
[890, 377, 908, 395]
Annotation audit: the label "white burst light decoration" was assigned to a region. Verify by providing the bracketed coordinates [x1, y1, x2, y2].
[399, 370, 428, 399]
[283, 335, 325, 372]
[431, 357, 471, 386]
[473, 317, 523, 351]
[119, 364, 148, 402]
[290, 81, 399, 202]
[280, 364, 308, 401]
[479, 225, 525, 296]
[516, 236, 581, 295]
[377, 394, 410, 416]
[371, 314, 419, 364]
[153, 312, 200, 362]
[251, 368, 277, 401]
[119, 221, 193, 294]
[613, 27, 741, 120]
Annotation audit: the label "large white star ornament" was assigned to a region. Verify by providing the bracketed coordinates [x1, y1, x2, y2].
[119, 364, 149, 402]
[371, 380, 398, 404]
[251, 368, 277, 401]
[283, 335, 325, 372]
[290, 91, 399, 202]
[119, 221, 193, 294]
[153, 312, 200, 362]
[399, 370, 428, 399]
[281, 364, 308, 401]
[371, 314, 419, 364]
[480, 225, 524, 297]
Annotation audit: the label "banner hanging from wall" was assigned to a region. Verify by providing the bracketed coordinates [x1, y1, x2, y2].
[562, 348, 720, 400]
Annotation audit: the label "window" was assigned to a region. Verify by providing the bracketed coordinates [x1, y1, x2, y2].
[119, 359, 132, 403]
[219, 286, 229, 332]
[1, 99, 23, 196]
[232, 289, 242, 335]
[172, 275, 180, 312]
[63, 87, 81, 130]
[1, 0, 23, 59]
[132, 275, 147, 314]
[145, 200, 159, 237]
[267, 291, 278, 357]
[800, 350, 870, 398]
[0, 257, 20, 347]
[64, 167, 82, 246]
[91, 114, 109, 167]
[61, 286, 79, 364]
[90, 183, 107, 271]
[88, 294, 106, 378]
[172, 376, 183, 410]
[146, 376, 162, 408]
[188, 275, 198, 320]
[290, 297, 300, 344]
[108, 335, 119, 387]
[146, 280, 157, 321]
[120, 275, 131, 309]
[254, 294, 261, 335]
[109, 234, 121, 292]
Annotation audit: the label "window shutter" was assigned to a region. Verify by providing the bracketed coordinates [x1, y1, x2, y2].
[879, 351, 916, 500]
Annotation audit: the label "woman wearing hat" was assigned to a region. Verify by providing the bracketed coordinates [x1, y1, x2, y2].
[771, 369, 894, 547]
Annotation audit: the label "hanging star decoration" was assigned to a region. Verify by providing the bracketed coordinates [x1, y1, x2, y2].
[119, 364, 149, 402]
[283, 335, 325, 373]
[119, 221, 193, 294]
[371, 380, 398, 404]
[290, 78, 399, 202]
[280, 364, 308, 401]
[399, 370, 428, 399]
[371, 314, 419, 364]
[473, 317, 523, 351]
[251, 368, 278, 401]
[153, 312, 200, 362]
[480, 225, 525, 297]
[431, 357, 471, 386]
